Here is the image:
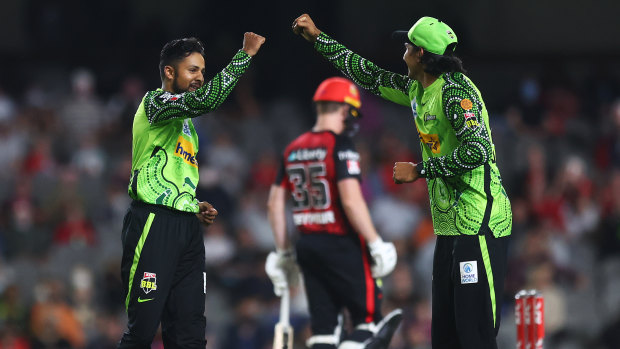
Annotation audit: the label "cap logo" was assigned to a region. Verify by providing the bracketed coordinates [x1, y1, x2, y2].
[349, 85, 358, 96]
[446, 30, 455, 39]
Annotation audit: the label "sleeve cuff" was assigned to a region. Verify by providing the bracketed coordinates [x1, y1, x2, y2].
[226, 50, 252, 77]
[313, 32, 331, 51]
[416, 162, 427, 178]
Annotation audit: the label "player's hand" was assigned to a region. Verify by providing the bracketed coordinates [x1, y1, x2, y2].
[292, 14, 321, 43]
[242, 32, 266, 57]
[393, 162, 419, 184]
[368, 238, 397, 278]
[265, 249, 300, 296]
[196, 201, 218, 226]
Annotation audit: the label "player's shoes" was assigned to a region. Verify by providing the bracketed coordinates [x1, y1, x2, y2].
[363, 309, 403, 349]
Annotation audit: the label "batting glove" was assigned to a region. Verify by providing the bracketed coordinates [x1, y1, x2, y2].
[368, 238, 397, 278]
[265, 249, 300, 296]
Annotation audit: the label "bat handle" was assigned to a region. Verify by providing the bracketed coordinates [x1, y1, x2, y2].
[280, 287, 290, 327]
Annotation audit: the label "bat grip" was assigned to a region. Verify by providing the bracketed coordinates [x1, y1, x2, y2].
[280, 287, 290, 326]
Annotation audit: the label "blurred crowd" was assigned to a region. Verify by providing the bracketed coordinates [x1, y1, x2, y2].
[0, 60, 619, 349]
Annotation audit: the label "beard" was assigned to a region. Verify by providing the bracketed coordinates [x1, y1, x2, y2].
[171, 77, 187, 94]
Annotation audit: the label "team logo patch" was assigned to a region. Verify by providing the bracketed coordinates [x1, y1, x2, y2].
[141, 272, 158, 293]
[424, 112, 436, 121]
[182, 119, 192, 137]
[460, 98, 473, 110]
[347, 160, 361, 175]
[459, 261, 478, 284]
[464, 112, 480, 128]
[411, 97, 418, 118]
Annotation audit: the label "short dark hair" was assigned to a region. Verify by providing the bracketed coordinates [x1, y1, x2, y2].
[315, 101, 346, 115]
[159, 37, 206, 81]
[417, 43, 466, 76]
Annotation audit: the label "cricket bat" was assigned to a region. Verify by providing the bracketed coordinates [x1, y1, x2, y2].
[273, 288, 294, 349]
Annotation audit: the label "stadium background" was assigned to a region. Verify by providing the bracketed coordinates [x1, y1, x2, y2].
[0, 1, 619, 348]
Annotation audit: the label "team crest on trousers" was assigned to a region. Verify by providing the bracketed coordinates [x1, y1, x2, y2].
[141, 272, 158, 294]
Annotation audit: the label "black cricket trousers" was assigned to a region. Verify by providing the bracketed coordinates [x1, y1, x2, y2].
[118, 200, 206, 349]
[431, 230, 510, 349]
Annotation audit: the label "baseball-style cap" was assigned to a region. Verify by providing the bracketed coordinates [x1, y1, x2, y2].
[392, 16, 458, 55]
[313, 77, 361, 109]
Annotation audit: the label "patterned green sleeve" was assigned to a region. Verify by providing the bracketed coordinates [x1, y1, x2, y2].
[422, 72, 494, 178]
[314, 32, 413, 106]
[144, 50, 252, 124]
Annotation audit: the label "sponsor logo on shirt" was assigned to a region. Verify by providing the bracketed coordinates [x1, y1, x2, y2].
[288, 148, 327, 162]
[347, 160, 361, 175]
[175, 136, 198, 168]
[337, 150, 360, 161]
[141, 272, 158, 293]
[459, 261, 478, 284]
[418, 130, 441, 154]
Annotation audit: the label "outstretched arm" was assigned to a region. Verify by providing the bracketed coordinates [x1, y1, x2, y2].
[292, 14, 413, 106]
[144, 32, 265, 124]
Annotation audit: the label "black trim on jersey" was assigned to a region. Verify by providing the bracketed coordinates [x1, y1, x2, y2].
[479, 163, 493, 234]
[333, 134, 362, 182]
[151, 146, 163, 158]
[131, 170, 139, 197]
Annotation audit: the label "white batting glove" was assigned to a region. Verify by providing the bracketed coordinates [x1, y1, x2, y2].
[265, 249, 300, 296]
[368, 238, 397, 278]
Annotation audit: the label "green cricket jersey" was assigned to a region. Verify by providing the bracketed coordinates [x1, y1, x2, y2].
[314, 33, 511, 237]
[128, 50, 252, 213]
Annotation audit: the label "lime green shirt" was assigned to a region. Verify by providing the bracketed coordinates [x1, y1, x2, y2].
[314, 33, 511, 237]
[129, 50, 251, 213]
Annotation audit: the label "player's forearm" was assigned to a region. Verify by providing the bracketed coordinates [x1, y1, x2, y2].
[338, 180, 379, 243]
[314, 32, 411, 101]
[267, 186, 291, 251]
[145, 50, 252, 123]
[341, 197, 379, 244]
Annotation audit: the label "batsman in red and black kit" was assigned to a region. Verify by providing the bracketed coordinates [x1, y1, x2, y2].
[266, 77, 402, 349]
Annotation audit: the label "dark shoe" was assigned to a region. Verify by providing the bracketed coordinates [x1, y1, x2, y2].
[363, 309, 403, 349]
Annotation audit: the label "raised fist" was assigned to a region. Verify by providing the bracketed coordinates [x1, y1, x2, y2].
[242, 32, 266, 57]
[292, 14, 321, 43]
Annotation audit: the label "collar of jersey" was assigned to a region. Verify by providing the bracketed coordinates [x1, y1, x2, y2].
[417, 75, 445, 106]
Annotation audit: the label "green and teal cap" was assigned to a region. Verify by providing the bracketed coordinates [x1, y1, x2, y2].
[392, 16, 458, 55]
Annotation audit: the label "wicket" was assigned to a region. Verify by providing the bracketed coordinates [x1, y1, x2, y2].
[515, 289, 544, 349]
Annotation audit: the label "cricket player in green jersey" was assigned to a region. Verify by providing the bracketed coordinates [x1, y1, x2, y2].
[119, 32, 265, 348]
[293, 14, 511, 349]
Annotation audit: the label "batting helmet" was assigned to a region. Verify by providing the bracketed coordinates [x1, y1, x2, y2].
[312, 77, 361, 110]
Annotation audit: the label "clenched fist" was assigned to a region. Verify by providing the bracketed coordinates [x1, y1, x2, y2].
[242, 32, 266, 57]
[292, 14, 321, 43]
[196, 201, 218, 226]
[393, 162, 419, 184]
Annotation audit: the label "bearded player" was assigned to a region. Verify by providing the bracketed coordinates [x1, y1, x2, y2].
[119, 33, 265, 348]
